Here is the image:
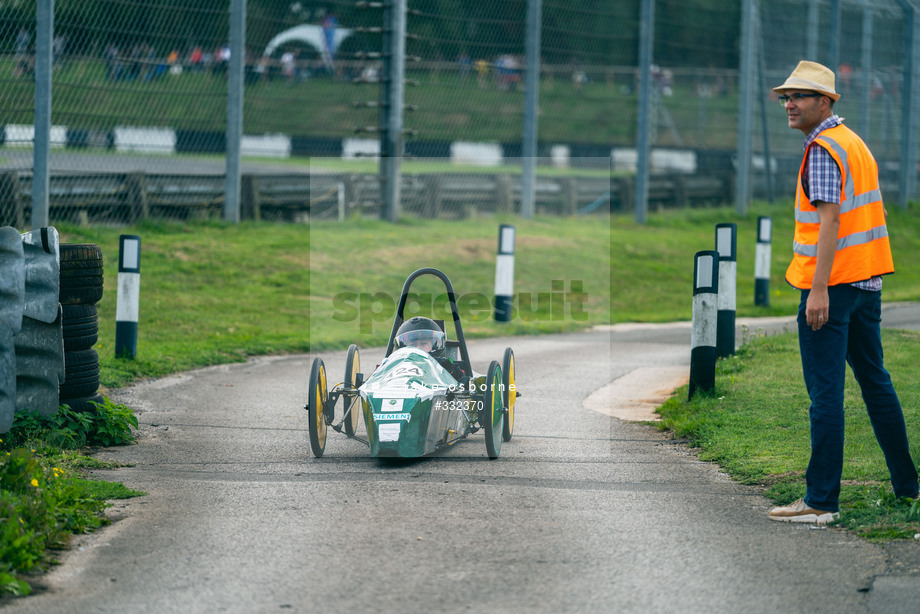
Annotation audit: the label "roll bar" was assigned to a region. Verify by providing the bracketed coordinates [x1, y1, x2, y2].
[383, 268, 472, 369]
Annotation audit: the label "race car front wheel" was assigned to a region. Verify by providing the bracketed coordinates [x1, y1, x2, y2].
[308, 357, 328, 458]
[343, 344, 361, 437]
[501, 347, 516, 442]
[483, 361, 504, 460]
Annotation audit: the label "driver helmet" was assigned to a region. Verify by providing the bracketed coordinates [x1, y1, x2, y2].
[395, 317, 446, 356]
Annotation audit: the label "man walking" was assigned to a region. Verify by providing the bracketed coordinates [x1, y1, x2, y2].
[768, 61, 919, 524]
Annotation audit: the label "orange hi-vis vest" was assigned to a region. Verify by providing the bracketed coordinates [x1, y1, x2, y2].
[785, 123, 894, 290]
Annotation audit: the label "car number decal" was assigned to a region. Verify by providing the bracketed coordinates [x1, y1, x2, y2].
[378, 423, 401, 441]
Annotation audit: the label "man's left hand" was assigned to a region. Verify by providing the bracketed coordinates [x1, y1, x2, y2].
[806, 287, 830, 330]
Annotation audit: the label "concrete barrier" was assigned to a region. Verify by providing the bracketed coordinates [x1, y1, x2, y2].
[450, 142, 503, 167]
[114, 126, 178, 154]
[241, 133, 291, 158]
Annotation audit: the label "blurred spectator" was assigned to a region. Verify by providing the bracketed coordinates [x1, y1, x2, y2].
[52, 34, 66, 69]
[202, 49, 213, 73]
[189, 46, 204, 71]
[458, 51, 471, 82]
[572, 57, 587, 91]
[129, 43, 144, 80]
[495, 54, 521, 91]
[104, 42, 120, 81]
[871, 73, 884, 100]
[212, 45, 230, 75]
[14, 27, 30, 77]
[142, 43, 158, 81]
[281, 49, 296, 85]
[321, 13, 338, 75]
[167, 49, 182, 76]
[838, 63, 853, 93]
[253, 54, 270, 83]
[474, 58, 489, 88]
[360, 63, 379, 83]
[651, 64, 673, 97]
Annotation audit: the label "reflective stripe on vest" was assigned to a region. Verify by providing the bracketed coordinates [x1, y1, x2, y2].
[793, 224, 889, 257]
[786, 124, 894, 289]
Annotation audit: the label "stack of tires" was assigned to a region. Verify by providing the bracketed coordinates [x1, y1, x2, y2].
[59, 244, 104, 412]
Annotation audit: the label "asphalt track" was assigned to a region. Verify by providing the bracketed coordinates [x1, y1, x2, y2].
[5, 305, 920, 613]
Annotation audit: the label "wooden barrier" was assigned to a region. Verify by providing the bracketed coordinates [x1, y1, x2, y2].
[0, 171, 737, 226]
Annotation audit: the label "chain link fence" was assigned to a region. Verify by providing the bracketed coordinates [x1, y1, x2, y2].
[758, 0, 913, 203]
[1, 1, 919, 228]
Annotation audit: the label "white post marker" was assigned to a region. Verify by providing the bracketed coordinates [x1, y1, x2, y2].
[715, 222, 737, 358]
[690, 250, 719, 400]
[494, 224, 515, 322]
[115, 234, 141, 358]
[755, 216, 772, 307]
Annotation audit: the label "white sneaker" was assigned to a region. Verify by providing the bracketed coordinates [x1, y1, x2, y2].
[768, 498, 839, 524]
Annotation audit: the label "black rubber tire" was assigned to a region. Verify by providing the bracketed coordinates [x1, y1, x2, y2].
[59, 393, 105, 414]
[60, 348, 100, 400]
[343, 344, 361, 437]
[308, 358, 328, 458]
[501, 347, 516, 442]
[59, 244, 104, 305]
[60, 243, 103, 267]
[483, 361, 503, 460]
[62, 304, 99, 351]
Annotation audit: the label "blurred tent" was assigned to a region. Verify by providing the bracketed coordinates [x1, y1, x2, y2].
[262, 23, 353, 68]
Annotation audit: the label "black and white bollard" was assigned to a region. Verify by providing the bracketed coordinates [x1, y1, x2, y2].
[115, 235, 141, 358]
[494, 224, 515, 322]
[690, 250, 719, 400]
[755, 216, 772, 307]
[715, 223, 737, 358]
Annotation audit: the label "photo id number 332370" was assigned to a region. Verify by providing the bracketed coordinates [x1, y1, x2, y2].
[434, 399, 483, 411]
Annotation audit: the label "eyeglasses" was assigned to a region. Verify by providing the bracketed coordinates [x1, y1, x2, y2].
[777, 93, 822, 105]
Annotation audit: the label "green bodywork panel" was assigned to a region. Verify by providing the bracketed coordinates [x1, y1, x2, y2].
[360, 347, 475, 458]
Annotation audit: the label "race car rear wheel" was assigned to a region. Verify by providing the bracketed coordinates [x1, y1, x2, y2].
[483, 361, 504, 459]
[343, 344, 361, 437]
[501, 347, 516, 442]
[308, 357, 328, 458]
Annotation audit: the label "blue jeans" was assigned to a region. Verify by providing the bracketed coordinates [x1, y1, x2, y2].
[798, 285, 919, 512]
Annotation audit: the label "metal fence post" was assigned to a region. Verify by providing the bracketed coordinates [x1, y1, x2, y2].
[224, 0, 246, 223]
[735, 0, 755, 216]
[895, 0, 919, 208]
[33, 0, 54, 229]
[859, 1, 873, 139]
[634, 0, 654, 225]
[520, 0, 541, 220]
[756, 3, 774, 203]
[827, 0, 841, 69]
[807, 0, 820, 61]
[380, 0, 406, 222]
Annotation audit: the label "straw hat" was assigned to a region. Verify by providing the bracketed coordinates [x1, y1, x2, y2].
[773, 60, 840, 102]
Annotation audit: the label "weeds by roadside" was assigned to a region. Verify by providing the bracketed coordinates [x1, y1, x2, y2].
[0, 398, 144, 597]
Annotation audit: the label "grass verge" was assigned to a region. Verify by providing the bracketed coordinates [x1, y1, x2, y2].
[657, 329, 920, 542]
[0, 398, 143, 597]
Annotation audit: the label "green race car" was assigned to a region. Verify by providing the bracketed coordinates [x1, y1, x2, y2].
[306, 268, 517, 459]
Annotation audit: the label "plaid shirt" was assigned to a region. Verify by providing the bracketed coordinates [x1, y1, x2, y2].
[802, 115, 882, 291]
